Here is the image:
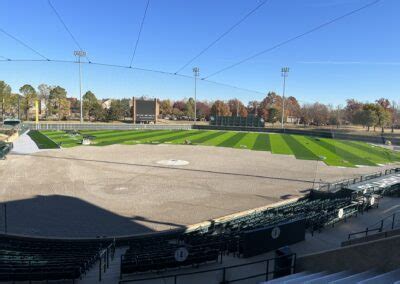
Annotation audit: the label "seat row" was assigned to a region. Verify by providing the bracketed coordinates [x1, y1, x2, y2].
[0, 235, 109, 282]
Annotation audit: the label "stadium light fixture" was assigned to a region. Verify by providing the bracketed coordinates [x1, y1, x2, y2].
[193, 67, 200, 125]
[281, 67, 289, 129]
[74, 50, 87, 124]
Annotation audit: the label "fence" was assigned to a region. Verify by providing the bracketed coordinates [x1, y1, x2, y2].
[23, 122, 192, 131]
[119, 253, 296, 284]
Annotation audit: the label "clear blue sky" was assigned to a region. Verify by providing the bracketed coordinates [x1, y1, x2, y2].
[0, 0, 398, 106]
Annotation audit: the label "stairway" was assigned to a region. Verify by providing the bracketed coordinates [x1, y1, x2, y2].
[77, 246, 128, 284]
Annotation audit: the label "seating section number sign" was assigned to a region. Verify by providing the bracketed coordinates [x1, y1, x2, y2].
[174, 247, 189, 262]
[271, 226, 281, 239]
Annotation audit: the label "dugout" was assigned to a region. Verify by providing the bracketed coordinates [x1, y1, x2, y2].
[3, 118, 21, 127]
[132, 97, 159, 124]
[210, 115, 264, 127]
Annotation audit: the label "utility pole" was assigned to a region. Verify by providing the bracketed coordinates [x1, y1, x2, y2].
[281, 67, 289, 129]
[74, 50, 86, 124]
[193, 67, 200, 125]
[2, 97, 4, 122]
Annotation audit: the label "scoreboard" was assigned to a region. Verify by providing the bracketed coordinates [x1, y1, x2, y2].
[132, 97, 159, 124]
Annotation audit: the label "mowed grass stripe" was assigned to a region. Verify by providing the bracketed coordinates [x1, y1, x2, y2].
[168, 130, 213, 144]
[301, 136, 353, 167]
[89, 130, 150, 139]
[28, 131, 59, 149]
[41, 131, 74, 139]
[40, 130, 62, 136]
[233, 132, 259, 150]
[140, 130, 185, 143]
[329, 139, 390, 165]
[218, 132, 248, 147]
[252, 133, 271, 151]
[270, 134, 293, 155]
[95, 130, 171, 146]
[316, 138, 376, 166]
[281, 135, 320, 160]
[95, 130, 166, 141]
[191, 131, 226, 144]
[145, 130, 200, 144]
[345, 141, 400, 163]
[79, 130, 123, 136]
[41, 132, 82, 147]
[349, 141, 399, 163]
[202, 132, 236, 146]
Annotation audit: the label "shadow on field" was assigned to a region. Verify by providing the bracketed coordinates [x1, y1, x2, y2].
[11, 153, 327, 185]
[0, 195, 184, 238]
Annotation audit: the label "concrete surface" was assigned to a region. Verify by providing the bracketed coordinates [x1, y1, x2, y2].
[9, 131, 42, 154]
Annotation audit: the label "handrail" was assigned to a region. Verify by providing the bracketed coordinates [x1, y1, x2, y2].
[348, 210, 400, 240]
[319, 168, 399, 192]
[119, 253, 296, 283]
[97, 239, 116, 281]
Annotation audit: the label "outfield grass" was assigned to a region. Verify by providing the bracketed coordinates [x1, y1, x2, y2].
[37, 129, 400, 167]
[27, 130, 60, 149]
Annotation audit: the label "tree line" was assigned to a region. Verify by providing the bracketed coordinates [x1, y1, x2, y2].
[0, 81, 131, 122]
[0, 80, 398, 132]
[161, 94, 399, 132]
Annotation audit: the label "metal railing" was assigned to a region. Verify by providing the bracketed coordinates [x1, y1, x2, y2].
[119, 253, 296, 284]
[97, 240, 116, 281]
[347, 210, 400, 240]
[318, 168, 400, 192]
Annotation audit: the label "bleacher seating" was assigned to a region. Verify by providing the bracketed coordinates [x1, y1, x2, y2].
[0, 235, 110, 282]
[0, 141, 12, 159]
[121, 242, 219, 274]
[120, 195, 369, 275]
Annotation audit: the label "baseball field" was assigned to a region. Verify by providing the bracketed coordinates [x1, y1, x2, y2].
[31, 129, 400, 168]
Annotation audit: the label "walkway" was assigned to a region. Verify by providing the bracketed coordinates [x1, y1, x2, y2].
[10, 131, 42, 154]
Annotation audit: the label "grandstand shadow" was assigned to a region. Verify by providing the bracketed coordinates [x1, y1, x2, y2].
[14, 153, 327, 185]
[0, 195, 184, 238]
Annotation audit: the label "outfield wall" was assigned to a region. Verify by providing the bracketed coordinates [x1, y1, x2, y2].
[23, 122, 192, 131]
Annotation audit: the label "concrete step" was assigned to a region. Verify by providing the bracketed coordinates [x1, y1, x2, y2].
[306, 271, 350, 283]
[330, 271, 377, 284]
[358, 269, 400, 284]
[263, 272, 309, 283]
[284, 272, 327, 284]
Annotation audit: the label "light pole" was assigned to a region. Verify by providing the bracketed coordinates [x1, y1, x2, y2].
[281, 67, 289, 129]
[193, 67, 200, 124]
[74, 50, 86, 123]
[17, 95, 20, 120]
